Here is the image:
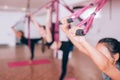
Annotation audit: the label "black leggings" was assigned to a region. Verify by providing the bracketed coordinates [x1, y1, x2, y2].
[21, 37, 42, 60]
[45, 40, 73, 80]
[30, 39, 42, 60]
[30, 43, 35, 60]
[59, 41, 73, 80]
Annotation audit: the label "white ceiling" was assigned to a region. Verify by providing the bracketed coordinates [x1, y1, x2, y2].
[0, 0, 51, 11]
[0, 0, 94, 12]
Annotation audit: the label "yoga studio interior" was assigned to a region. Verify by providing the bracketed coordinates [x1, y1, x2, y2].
[0, 0, 120, 80]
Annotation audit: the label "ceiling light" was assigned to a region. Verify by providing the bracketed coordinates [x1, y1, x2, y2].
[21, 8, 26, 11]
[3, 5, 8, 9]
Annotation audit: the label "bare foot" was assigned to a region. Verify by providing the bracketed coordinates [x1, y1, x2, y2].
[28, 60, 32, 64]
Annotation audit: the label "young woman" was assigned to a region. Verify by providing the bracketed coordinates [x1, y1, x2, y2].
[11, 27, 42, 61]
[99, 38, 120, 80]
[31, 8, 74, 80]
[60, 17, 120, 80]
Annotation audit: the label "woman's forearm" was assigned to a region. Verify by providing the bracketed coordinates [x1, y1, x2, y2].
[45, 27, 52, 42]
[64, 30, 88, 54]
[11, 28, 21, 39]
[80, 40, 109, 70]
[45, 8, 52, 28]
[80, 41, 120, 80]
[45, 8, 52, 42]
[31, 16, 42, 30]
[11, 28, 16, 34]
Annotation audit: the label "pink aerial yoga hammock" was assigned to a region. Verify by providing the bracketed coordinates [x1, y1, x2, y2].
[64, 0, 108, 36]
[54, 0, 60, 42]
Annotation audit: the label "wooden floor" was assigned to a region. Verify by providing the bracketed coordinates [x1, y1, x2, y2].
[0, 44, 103, 80]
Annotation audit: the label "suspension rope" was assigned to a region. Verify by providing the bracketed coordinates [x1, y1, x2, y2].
[76, 0, 107, 35]
[27, 0, 31, 48]
[54, 0, 59, 42]
[54, 0, 60, 58]
[83, 0, 107, 34]
[50, 0, 55, 29]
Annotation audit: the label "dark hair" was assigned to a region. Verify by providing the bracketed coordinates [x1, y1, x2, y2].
[37, 23, 46, 29]
[98, 38, 120, 64]
[42, 25, 46, 29]
[18, 30, 24, 36]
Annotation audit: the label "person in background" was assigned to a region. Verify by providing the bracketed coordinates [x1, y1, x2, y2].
[11, 25, 42, 63]
[31, 8, 74, 80]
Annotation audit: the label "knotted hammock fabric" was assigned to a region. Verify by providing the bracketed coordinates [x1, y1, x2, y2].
[69, 0, 108, 34]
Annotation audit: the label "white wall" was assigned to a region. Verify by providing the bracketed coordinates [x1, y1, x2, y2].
[86, 0, 120, 45]
[0, 11, 25, 46]
[0, 11, 45, 46]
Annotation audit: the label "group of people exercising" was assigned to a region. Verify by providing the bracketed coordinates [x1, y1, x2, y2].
[11, 7, 120, 80]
